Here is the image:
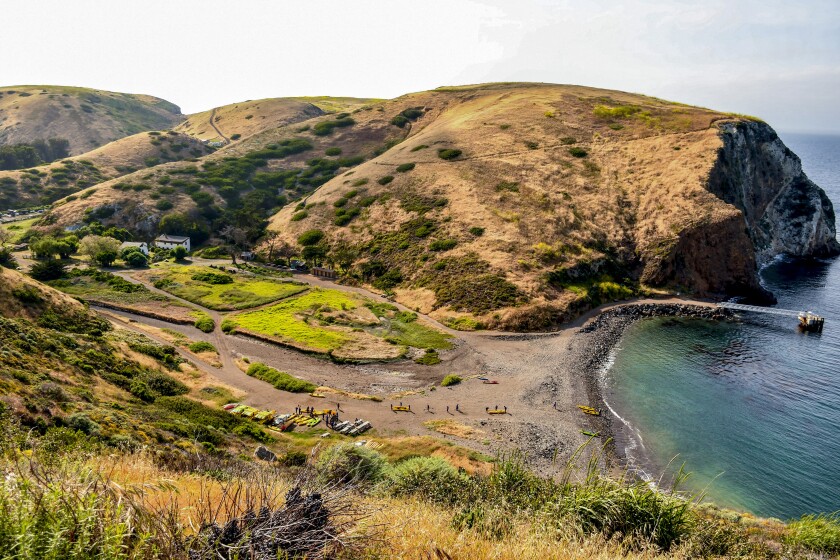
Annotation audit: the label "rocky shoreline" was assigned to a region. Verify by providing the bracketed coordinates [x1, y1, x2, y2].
[573, 303, 733, 469]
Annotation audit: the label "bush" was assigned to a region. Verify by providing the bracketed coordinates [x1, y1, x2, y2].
[155, 199, 173, 211]
[325, 147, 342, 156]
[29, 260, 67, 281]
[122, 250, 148, 267]
[297, 229, 325, 247]
[416, 350, 441, 365]
[429, 239, 457, 251]
[191, 271, 233, 284]
[469, 227, 485, 236]
[785, 514, 840, 555]
[188, 341, 216, 353]
[67, 413, 101, 435]
[172, 245, 188, 260]
[317, 443, 389, 487]
[377, 175, 393, 185]
[387, 456, 464, 503]
[396, 163, 415, 173]
[441, 373, 461, 386]
[194, 316, 215, 333]
[246, 363, 316, 393]
[437, 149, 462, 160]
[568, 147, 588, 158]
[230, 133, 241, 140]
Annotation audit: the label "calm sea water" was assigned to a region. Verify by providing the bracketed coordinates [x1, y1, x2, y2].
[604, 132, 840, 520]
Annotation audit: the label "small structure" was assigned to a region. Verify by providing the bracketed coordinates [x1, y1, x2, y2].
[154, 234, 191, 252]
[312, 266, 337, 279]
[119, 241, 149, 256]
[240, 251, 256, 261]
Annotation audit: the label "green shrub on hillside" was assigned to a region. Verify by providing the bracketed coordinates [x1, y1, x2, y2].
[325, 147, 342, 156]
[437, 149, 462, 160]
[785, 514, 840, 555]
[377, 175, 393, 185]
[313, 117, 355, 136]
[187, 341, 216, 353]
[245, 363, 316, 393]
[387, 456, 465, 503]
[568, 147, 588, 158]
[317, 443, 389, 487]
[396, 163, 415, 173]
[416, 349, 441, 366]
[440, 374, 461, 386]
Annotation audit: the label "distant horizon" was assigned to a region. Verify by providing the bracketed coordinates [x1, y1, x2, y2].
[2, 0, 838, 134]
[3, 80, 840, 136]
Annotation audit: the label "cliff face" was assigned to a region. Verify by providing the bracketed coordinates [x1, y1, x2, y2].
[707, 121, 840, 265]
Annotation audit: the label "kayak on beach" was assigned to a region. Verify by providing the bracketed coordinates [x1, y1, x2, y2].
[577, 405, 602, 416]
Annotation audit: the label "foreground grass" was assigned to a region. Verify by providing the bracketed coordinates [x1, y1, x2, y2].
[1, 426, 832, 560]
[146, 264, 307, 310]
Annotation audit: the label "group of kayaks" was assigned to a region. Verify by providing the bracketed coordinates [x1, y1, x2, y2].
[577, 404, 602, 438]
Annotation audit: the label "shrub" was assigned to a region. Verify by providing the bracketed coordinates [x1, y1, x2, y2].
[416, 350, 441, 365]
[325, 147, 342, 156]
[429, 239, 457, 251]
[441, 374, 461, 386]
[524, 141, 539, 150]
[437, 149, 462, 160]
[172, 246, 188, 260]
[377, 175, 393, 185]
[230, 133, 241, 140]
[396, 163, 415, 173]
[188, 341, 216, 353]
[469, 226, 485, 236]
[67, 413, 101, 435]
[246, 363, 316, 393]
[785, 514, 840, 555]
[194, 316, 215, 333]
[12, 285, 42, 303]
[317, 443, 389, 487]
[390, 115, 409, 128]
[29, 260, 67, 281]
[155, 199, 173, 211]
[560, 137, 576, 145]
[387, 456, 464, 503]
[122, 250, 147, 267]
[298, 229, 325, 246]
[191, 271, 234, 284]
[291, 211, 308, 221]
[568, 147, 588, 158]
[410, 144, 428, 152]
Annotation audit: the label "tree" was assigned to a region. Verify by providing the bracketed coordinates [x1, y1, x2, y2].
[94, 250, 118, 267]
[0, 228, 11, 247]
[261, 230, 279, 261]
[220, 225, 247, 264]
[298, 229, 325, 247]
[172, 245, 188, 261]
[79, 235, 121, 267]
[31, 237, 62, 260]
[30, 259, 67, 280]
[329, 236, 357, 271]
[122, 250, 148, 267]
[275, 241, 296, 267]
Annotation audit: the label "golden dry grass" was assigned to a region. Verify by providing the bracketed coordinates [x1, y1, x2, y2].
[423, 419, 485, 440]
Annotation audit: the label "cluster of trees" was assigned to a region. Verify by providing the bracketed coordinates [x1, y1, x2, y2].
[0, 139, 71, 170]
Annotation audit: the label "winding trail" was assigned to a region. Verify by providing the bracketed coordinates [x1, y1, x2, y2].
[208, 107, 230, 144]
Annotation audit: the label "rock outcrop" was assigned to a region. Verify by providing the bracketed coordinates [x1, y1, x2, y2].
[708, 121, 840, 265]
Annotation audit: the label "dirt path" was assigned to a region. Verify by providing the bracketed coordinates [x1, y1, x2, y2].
[208, 107, 230, 144]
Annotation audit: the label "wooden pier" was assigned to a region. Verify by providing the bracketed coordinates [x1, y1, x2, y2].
[717, 302, 825, 332]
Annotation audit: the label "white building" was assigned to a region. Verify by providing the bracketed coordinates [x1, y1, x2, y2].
[154, 234, 191, 252]
[120, 241, 149, 256]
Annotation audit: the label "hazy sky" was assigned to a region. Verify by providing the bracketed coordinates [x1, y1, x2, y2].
[4, 0, 839, 132]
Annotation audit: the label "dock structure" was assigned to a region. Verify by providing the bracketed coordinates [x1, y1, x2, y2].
[717, 302, 825, 332]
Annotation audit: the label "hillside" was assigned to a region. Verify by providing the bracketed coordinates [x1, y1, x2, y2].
[0, 130, 212, 208]
[39, 83, 838, 330]
[0, 85, 182, 155]
[175, 96, 377, 144]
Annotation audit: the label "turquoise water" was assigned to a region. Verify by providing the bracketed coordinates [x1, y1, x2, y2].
[604, 133, 840, 520]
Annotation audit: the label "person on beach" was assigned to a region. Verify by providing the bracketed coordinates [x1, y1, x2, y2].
[504, 406, 507, 413]
[486, 406, 489, 412]
[446, 405, 450, 413]
[456, 404, 460, 412]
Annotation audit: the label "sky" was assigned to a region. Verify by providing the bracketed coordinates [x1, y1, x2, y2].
[3, 0, 839, 133]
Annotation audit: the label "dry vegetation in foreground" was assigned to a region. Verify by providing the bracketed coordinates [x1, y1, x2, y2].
[2, 419, 837, 560]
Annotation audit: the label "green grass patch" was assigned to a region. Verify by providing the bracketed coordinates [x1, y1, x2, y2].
[246, 362, 316, 393]
[225, 289, 358, 352]
[149, 265, 307, 311]
[187, 341, 216, 354]
[365, 303, 452, 350]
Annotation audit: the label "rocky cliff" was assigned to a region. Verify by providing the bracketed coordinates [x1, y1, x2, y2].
[707, 121, 840, 265]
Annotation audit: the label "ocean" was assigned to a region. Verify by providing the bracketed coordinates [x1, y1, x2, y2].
[603, 132, 840, 520]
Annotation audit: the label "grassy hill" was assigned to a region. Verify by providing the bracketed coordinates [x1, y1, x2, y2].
[0, 85, 182, 155]
[175, 96, 377, 144]
[37, 83, 835, 330]
[0, 130, 212, 208]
